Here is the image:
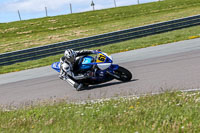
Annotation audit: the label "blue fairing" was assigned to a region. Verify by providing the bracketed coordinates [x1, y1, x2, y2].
[110, 64, 119, 71]
[51, 62, 61, 72]
[79, 56, 93, 70]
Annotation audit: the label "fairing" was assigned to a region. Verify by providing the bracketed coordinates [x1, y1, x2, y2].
[51, 62, 61, 72]
[79, 56, 93, 70]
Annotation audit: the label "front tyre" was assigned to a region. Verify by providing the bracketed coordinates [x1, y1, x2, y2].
[114, 66, 132, 82]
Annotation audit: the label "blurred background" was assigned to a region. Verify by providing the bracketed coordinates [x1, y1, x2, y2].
[0, 0, 158, 23]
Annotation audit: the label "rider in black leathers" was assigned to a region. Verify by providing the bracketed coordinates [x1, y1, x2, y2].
[59, 49, 100, 90]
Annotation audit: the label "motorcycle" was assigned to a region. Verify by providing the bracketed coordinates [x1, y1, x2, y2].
[51, 51, 132, 91]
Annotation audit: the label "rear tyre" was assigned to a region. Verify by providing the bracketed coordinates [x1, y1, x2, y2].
[114, 66, 132, 82]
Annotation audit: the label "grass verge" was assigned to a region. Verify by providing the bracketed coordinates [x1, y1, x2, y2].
[1, 91, 200, 132]
[0, 25, 200, 74]
[0, 0, 200, 53]
[1, 0, 200, 74]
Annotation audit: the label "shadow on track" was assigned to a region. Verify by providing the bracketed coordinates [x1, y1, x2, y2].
[82, 79, 139, 91]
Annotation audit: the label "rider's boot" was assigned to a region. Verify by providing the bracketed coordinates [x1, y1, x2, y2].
[59, 74, 64, 80]
[59, 69, 66, 80]
[74, 83, 84, 91]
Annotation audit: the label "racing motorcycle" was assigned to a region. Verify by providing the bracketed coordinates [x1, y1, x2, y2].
[51, 52, 132, 91]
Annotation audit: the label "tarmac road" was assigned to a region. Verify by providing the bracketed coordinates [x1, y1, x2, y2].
[0, 38, 200, 106]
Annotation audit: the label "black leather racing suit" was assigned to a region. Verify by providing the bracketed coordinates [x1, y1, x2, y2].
[60, 50, 97, 81]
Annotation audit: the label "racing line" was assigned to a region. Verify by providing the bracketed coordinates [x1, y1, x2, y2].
[0, 38, 200, 106]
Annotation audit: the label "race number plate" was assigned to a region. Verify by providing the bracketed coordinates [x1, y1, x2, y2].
[96, 53, 106, 63]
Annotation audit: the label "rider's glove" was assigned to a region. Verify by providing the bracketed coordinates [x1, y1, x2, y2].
[93, 49, 101, 54]
[96, 49, 101, 52]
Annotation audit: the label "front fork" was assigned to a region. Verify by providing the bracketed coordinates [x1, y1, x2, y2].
[106, 64, 120, 80]
[106, 71, 120, 79]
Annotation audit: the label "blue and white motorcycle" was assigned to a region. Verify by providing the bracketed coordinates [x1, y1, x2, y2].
[52, 52, 132, 91]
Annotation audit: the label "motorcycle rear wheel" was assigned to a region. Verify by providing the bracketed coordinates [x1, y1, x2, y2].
[114, 66, 132, 82]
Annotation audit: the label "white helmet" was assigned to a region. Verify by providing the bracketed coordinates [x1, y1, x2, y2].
[64, 49, 76, 63]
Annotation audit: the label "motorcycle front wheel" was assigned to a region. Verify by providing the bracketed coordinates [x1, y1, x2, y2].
[114, 66, 132, 82]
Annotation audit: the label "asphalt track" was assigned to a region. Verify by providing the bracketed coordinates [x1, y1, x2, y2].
[0, 38, 200, 106]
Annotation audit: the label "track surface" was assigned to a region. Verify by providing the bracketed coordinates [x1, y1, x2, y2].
[0, 38, 200, 106]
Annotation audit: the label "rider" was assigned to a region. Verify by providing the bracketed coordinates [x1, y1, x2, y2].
[59, 49, 100, 90]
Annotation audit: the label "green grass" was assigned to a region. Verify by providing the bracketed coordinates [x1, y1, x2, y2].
[0, 0, 200, 74]
[0, 0, 200, 53]
[0, 25, 200, 74]
[1, 91, 200, 132]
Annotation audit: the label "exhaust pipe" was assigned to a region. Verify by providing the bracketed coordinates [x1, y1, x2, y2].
[64, 77, 76, 86]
